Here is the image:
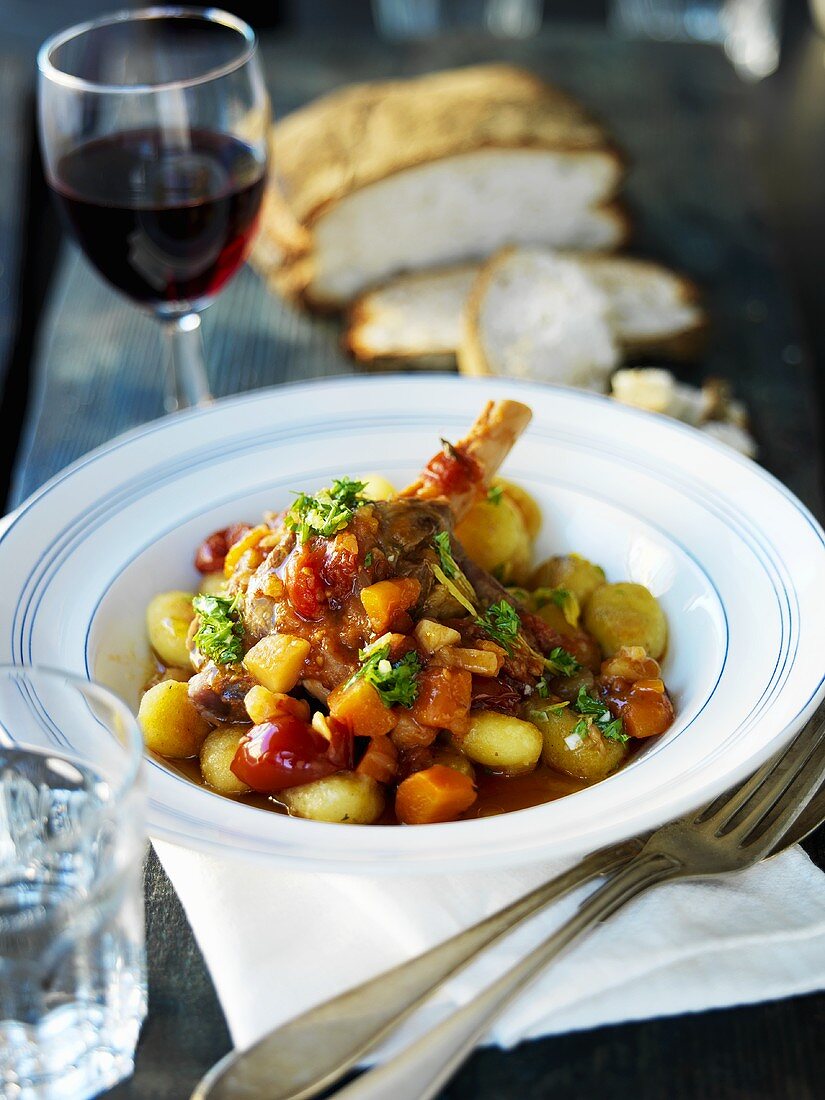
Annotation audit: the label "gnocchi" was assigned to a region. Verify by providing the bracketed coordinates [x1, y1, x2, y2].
[200, 727, 251, 794]
[530, 554, 606, 606]
[280, 772, 385, 824]
[584, 582, 667, 659]
[461, 711, 543, 774]
[146, 590, 196, 669]
[532, 704, 629, 782]
[455, 495, 532, 585]
[138, 680, 210, 758]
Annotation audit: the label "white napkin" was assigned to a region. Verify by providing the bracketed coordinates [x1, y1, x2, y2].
[154, 840, 825, 1055]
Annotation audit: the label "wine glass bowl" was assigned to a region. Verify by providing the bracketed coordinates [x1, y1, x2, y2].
[38, 7, 270, 408]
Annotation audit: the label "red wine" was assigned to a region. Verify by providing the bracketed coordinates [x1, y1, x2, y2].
[50, 129, 266, 311]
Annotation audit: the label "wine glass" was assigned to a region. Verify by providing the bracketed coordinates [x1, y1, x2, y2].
[37, 7, 270, 411]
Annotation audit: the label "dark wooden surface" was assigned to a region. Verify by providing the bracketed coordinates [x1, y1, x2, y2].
[2, 18, 825, 1100]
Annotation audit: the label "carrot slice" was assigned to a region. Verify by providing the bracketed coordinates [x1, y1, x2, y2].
[395, 764, 477, 825]
[328, 678, 396, 738]
[356, 735, 398, 784]
[360, 578, 421, 633]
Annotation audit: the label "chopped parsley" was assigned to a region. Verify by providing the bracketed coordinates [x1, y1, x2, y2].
[364, 550, 374, 568]
[349, 644, 422, 708]
[487, 485, 504, 506]
[433, 531, 457, 578]
[476, 600, 521, 655]
[535, 676, 550, 699]
[192, 594, 244, 665]
[571, 685, 628, 743]
[544, 646, 582, 678]
[285, 478, 369, 543]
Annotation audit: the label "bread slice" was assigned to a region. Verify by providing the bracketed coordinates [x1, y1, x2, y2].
[345, 265, 478, 366]
[459, 247, 620, 389]
[579, 255, 705, 357]
[250, 64, 626, 309]
[347, 253, 704, 365]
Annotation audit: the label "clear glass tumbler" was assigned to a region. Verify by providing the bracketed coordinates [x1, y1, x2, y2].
[0, 666, 146, 1100]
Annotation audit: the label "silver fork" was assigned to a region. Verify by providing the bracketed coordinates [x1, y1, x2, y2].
[192, 706, 825, 1100]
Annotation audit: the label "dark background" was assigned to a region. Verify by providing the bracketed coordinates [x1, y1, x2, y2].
[2, 1, 825, 1097]
[3, 0, 825, 510]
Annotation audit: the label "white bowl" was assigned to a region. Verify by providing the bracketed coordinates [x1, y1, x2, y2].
[2, 375, 824, 872]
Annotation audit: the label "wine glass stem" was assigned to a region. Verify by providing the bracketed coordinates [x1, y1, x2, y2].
[164, 313, 213, 412]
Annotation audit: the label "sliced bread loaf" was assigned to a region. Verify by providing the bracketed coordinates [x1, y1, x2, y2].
[347, 253, 703, 365]
[459, 247, 620, 390]
[251, 64, 626, 309]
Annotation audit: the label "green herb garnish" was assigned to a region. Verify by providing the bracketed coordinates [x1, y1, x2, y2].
[364, 550, 374, 568]
[285, 478, 369, 544]
[433, 531, 457, 579]
[544, 646, 582, 678]
[535, 676, 550, 699]
[487, 485, 504, 506]
[192, 594, 244, 665]
[476, 600, 521, 655]
[349, 644, 422, 708]
[572, 685, 628, 742]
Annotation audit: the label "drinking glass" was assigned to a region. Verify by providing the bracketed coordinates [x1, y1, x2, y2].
[0, 666, 146, 1099]
[37, 7, 270, 411]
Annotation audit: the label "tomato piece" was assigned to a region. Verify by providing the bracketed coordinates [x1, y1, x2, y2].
[284, 545, 326, 621]
[194, 523, 252, 573]
[321, 533, 360, 606]
[230, 716, 340, 792]
[421, 445, 483, 500]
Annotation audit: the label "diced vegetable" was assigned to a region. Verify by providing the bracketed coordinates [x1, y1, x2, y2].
[584, 583, 667, 659]
[414, 618, 462, 654]
[224, 524, 271, 576]
[200, 727, 251, 794]
[244, 685, 310, 725]
[603, 679, 675, 739]
[461, 711, 543, 774]
[146, 590, 196, 669]
[430, 646, 502, 677]
[600, 646, 662, 683]
[328, 677, 397, 737]
[243, 634, 311, 694]
[138, 680, 210, 758]
[360, 578, 421, 633]
[356, 735, 399, 783]
[281, 772, 385, 824]
[410, 667, 472, 733]
[395, 765, 477, 824]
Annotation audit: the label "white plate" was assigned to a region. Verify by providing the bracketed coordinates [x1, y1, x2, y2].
[2, 375, 824, 872]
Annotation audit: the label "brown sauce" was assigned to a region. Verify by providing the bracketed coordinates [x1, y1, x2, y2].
[157, 751, 586, 825]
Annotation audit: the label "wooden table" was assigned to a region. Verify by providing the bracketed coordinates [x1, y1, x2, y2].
[3, 24, 824, 1100]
